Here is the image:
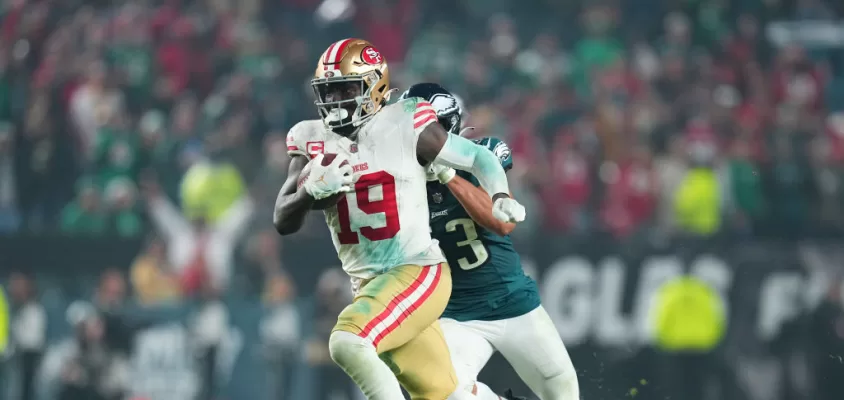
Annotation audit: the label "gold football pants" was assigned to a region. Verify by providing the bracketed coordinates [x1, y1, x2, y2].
[333, 263, 458, 400]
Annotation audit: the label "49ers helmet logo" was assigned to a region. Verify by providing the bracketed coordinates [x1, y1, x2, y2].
[361, 46, 383, 65]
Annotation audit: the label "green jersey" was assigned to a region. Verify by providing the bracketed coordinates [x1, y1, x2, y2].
[427, 137, 540, 322]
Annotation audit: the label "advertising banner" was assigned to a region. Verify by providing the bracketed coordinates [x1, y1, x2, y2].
[3, 235, 833, 400]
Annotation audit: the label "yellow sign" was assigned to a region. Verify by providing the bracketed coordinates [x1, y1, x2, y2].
[0, 285, 9, 354]
[652, 276, 726, 351]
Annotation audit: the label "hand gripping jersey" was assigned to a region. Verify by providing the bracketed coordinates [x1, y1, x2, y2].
[287, 98, 446, 280]
[427, 137, 540, 321]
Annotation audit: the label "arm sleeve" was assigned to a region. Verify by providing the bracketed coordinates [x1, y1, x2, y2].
[467, 137, 513, 186]
[482, 137, 513, 171]
[434, 134, 510, 197]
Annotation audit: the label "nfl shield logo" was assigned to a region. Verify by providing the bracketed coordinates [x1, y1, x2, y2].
[432, 192, 443, 204]
[350, 143, 358, 153]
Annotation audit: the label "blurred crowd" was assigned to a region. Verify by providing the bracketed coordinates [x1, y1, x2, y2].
[1, 0, 843, 248]
[2, 0, 844, 399]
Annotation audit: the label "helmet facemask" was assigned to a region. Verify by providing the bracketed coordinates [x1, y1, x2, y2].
[312, 70, 386, 136]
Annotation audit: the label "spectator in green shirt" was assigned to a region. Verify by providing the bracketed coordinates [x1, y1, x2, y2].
[768, 135, 813, 236]
[726, 138, 765, 232]
[235, 25, 282, 102]
[60, 179, 107, 235]
[571, 4, 624, 98]
[405, 22, 463, 84]
[108, 16, 155, 112]
[92, 111, 144, 186]
[0, 59, 10, 122]
[103, 177, 143, 237]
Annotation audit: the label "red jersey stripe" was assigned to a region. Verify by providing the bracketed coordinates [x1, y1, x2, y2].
[357, 265, 438, 341]
[413, 109, 437, 120]
[414, 114, 438, 129]
[371, 265, 442, 347]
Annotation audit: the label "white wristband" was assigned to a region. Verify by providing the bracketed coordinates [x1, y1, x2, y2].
[437, 168, 456, 184]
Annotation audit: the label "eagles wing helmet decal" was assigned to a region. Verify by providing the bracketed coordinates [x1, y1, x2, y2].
[492, 141, 511, 162]
[429, 93, 460, 117]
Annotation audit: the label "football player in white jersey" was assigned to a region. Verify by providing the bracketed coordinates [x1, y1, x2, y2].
[272, 38, 526, 400]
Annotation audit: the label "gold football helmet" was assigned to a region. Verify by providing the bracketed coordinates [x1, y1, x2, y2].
[312, 38, 391, 132]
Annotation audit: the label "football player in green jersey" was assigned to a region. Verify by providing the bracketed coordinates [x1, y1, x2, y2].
[400, 84, 580, 400]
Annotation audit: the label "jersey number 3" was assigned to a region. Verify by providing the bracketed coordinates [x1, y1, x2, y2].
[336, 171, 400, 244]
[445, 218, 489, 270]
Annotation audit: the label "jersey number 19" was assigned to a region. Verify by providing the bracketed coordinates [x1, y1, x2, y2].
[335, 171, 400, 244]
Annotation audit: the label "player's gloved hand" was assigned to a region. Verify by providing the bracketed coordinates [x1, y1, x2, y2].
[492, 196, 526, 223]
[426, 163, 456, 184]
[302, 153, 354, 200]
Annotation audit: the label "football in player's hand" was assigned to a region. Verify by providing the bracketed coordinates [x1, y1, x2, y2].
[298, 153, 349, 209]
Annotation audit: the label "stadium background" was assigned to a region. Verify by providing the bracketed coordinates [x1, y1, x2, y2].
[1, 0, 844, 399]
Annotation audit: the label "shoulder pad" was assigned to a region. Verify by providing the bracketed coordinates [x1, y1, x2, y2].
[286, 120, 324, 158]
[476, 137, 513, 170]
[396, 96, 423, 112]
[385, 97, 437, 135]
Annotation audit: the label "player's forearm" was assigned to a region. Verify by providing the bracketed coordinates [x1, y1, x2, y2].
[273, 155, 314, 235]
[273, 187, 314, 235]
[446, 176, 516, 236]
[434, 134, 510, 198]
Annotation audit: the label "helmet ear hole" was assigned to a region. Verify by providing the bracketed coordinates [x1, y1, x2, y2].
[450, 115, 461, 133]
[376, 84, 388, 105]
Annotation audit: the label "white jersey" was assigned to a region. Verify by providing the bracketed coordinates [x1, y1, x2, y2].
[287, 97, 446, 279]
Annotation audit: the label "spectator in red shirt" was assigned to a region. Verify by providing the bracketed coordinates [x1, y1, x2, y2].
[1, 0, 25, 41]
[725, 14, 764, 65]
[599, 145, 658, 238]
[771, 46, 825, 113]
[155, 19, 212, 105]
[595, 57, 644, 106]
[155, 21, 191, 102]
[543, 133, 592, 234]
[355, 0, 417, 63]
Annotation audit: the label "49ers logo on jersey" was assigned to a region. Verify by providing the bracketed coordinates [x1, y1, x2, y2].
[361, 46, 383, 65]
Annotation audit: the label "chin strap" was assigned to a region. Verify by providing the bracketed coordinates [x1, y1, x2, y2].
[458, 127, 475, 136]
